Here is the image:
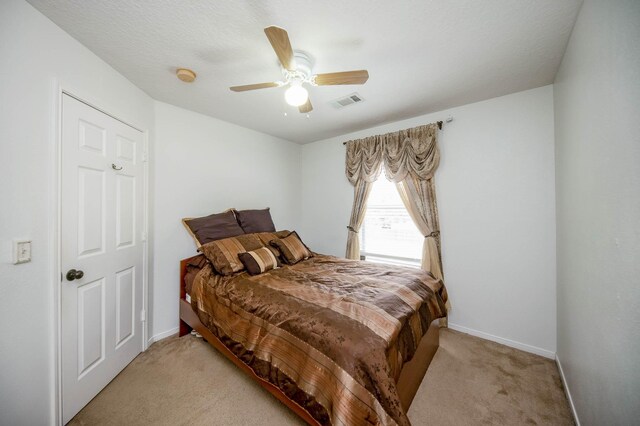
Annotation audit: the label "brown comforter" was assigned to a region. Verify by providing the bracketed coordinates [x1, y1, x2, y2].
[190, 255, 448, 426]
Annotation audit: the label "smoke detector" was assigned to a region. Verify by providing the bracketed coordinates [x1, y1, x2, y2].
[331, 93, 364, 108]
[176, 68, 196, 83]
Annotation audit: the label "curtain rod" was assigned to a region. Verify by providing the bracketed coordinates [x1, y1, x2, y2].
[342, 116, 453, 145]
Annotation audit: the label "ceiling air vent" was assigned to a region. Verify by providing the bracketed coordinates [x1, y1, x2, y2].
[331, 93, 364, 109]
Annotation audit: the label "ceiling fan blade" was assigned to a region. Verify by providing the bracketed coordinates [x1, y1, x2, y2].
[229, 82, 281, 92]
[299, 98, 313, 113]
[313, 70, 369, 85]
[264, 26, 295, 71]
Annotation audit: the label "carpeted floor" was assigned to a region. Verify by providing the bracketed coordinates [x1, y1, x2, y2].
[69, 329, 573, 425]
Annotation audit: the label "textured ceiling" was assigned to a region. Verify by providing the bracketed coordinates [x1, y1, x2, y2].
[27, 0, 581, 143]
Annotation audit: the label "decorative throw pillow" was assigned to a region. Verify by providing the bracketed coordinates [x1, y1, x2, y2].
[234, 208, 276, 234]
[238, 247, 281, 276]
[182, 210, 244, 247]
[199, 234, 263, 275]
[255, 230, 291, 260]
[270, 231, 313, 265]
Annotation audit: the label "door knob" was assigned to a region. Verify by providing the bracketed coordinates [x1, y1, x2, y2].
[66, 269, 84, 281]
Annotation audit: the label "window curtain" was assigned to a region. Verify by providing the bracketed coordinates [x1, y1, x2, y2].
[344, 123, 443, 280]
[395, 177, 443, 280]
[345, 180, 374, 259]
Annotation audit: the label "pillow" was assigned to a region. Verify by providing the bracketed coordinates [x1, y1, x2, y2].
[238, 247, 281, 276]
[255, 230, 291, 260]
[199, 234, 263, 275]
[234, 208, 276, 234]
[270, 231, 313, 265]
[182, 210, 244, 247]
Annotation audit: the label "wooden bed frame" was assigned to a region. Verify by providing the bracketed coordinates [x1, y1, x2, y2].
[178, 255, 440, 425]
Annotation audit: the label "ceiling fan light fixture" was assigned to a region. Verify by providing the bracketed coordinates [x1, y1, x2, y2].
[229, 26, 369, 115]
[284, 82, 308, 106]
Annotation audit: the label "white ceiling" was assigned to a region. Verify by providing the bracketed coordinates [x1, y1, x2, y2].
[28, 0, 581, 143]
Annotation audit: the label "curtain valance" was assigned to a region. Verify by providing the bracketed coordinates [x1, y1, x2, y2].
[345, 123, 440, 185]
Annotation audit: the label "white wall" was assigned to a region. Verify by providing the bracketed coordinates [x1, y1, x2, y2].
[151, 101, 301, 339]
[554, 0, 640, 424]
[0, 1, 155, 424]
[300, 86, 557, 357]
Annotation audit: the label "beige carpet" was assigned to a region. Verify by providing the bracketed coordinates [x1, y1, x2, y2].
[69, 329, 573, 425]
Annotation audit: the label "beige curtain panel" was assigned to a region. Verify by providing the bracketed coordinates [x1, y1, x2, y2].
[344, 123, 444, 282]
[396, 177, 443, 280]
[345, 180, 374, 260]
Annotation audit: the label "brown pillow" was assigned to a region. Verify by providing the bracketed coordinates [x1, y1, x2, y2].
[199, 234, 263, 275]
[270, 231, 313, 265]
[238, 247, 281, 276]
[183, 210, 244, 247]
[255, 230, 291, 260]
[234, 208, 276, 234]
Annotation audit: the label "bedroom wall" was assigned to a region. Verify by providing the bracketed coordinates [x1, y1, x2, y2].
[299, 86, 557, 357]
[553, 0, 640, 424]
[0, 0, 155, 424]
[151, 101, 301, 339]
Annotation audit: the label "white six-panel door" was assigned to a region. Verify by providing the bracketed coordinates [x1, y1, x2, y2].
[61, 94, 144, 423]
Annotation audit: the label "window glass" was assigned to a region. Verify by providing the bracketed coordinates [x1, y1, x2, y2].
[360, 177, 422, 265]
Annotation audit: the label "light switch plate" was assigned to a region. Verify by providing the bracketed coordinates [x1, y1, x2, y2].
[13, 239, 31, 264]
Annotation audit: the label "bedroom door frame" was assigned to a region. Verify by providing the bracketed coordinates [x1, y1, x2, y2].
[50, 81, 151, 426]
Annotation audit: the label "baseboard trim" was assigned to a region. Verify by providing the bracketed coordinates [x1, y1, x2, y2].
[147, 326, 179, 346]
[555, 354, 581, 426]
[447, 323, 556, 359]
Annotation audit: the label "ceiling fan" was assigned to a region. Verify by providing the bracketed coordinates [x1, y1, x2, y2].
[230, 26, 369, 114]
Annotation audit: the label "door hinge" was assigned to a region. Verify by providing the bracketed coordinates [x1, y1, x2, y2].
[142, 151, 148, 162]
[141, 231, 147, 242]
[140, 309, 146, 322]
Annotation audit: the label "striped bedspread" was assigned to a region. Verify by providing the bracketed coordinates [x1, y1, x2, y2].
[190, 254, 448, 425]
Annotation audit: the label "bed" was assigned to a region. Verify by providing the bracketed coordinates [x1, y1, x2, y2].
[179, 242, 448, 426]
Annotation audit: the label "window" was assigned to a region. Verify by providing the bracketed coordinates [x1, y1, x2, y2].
[359, 177, 422, 267]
